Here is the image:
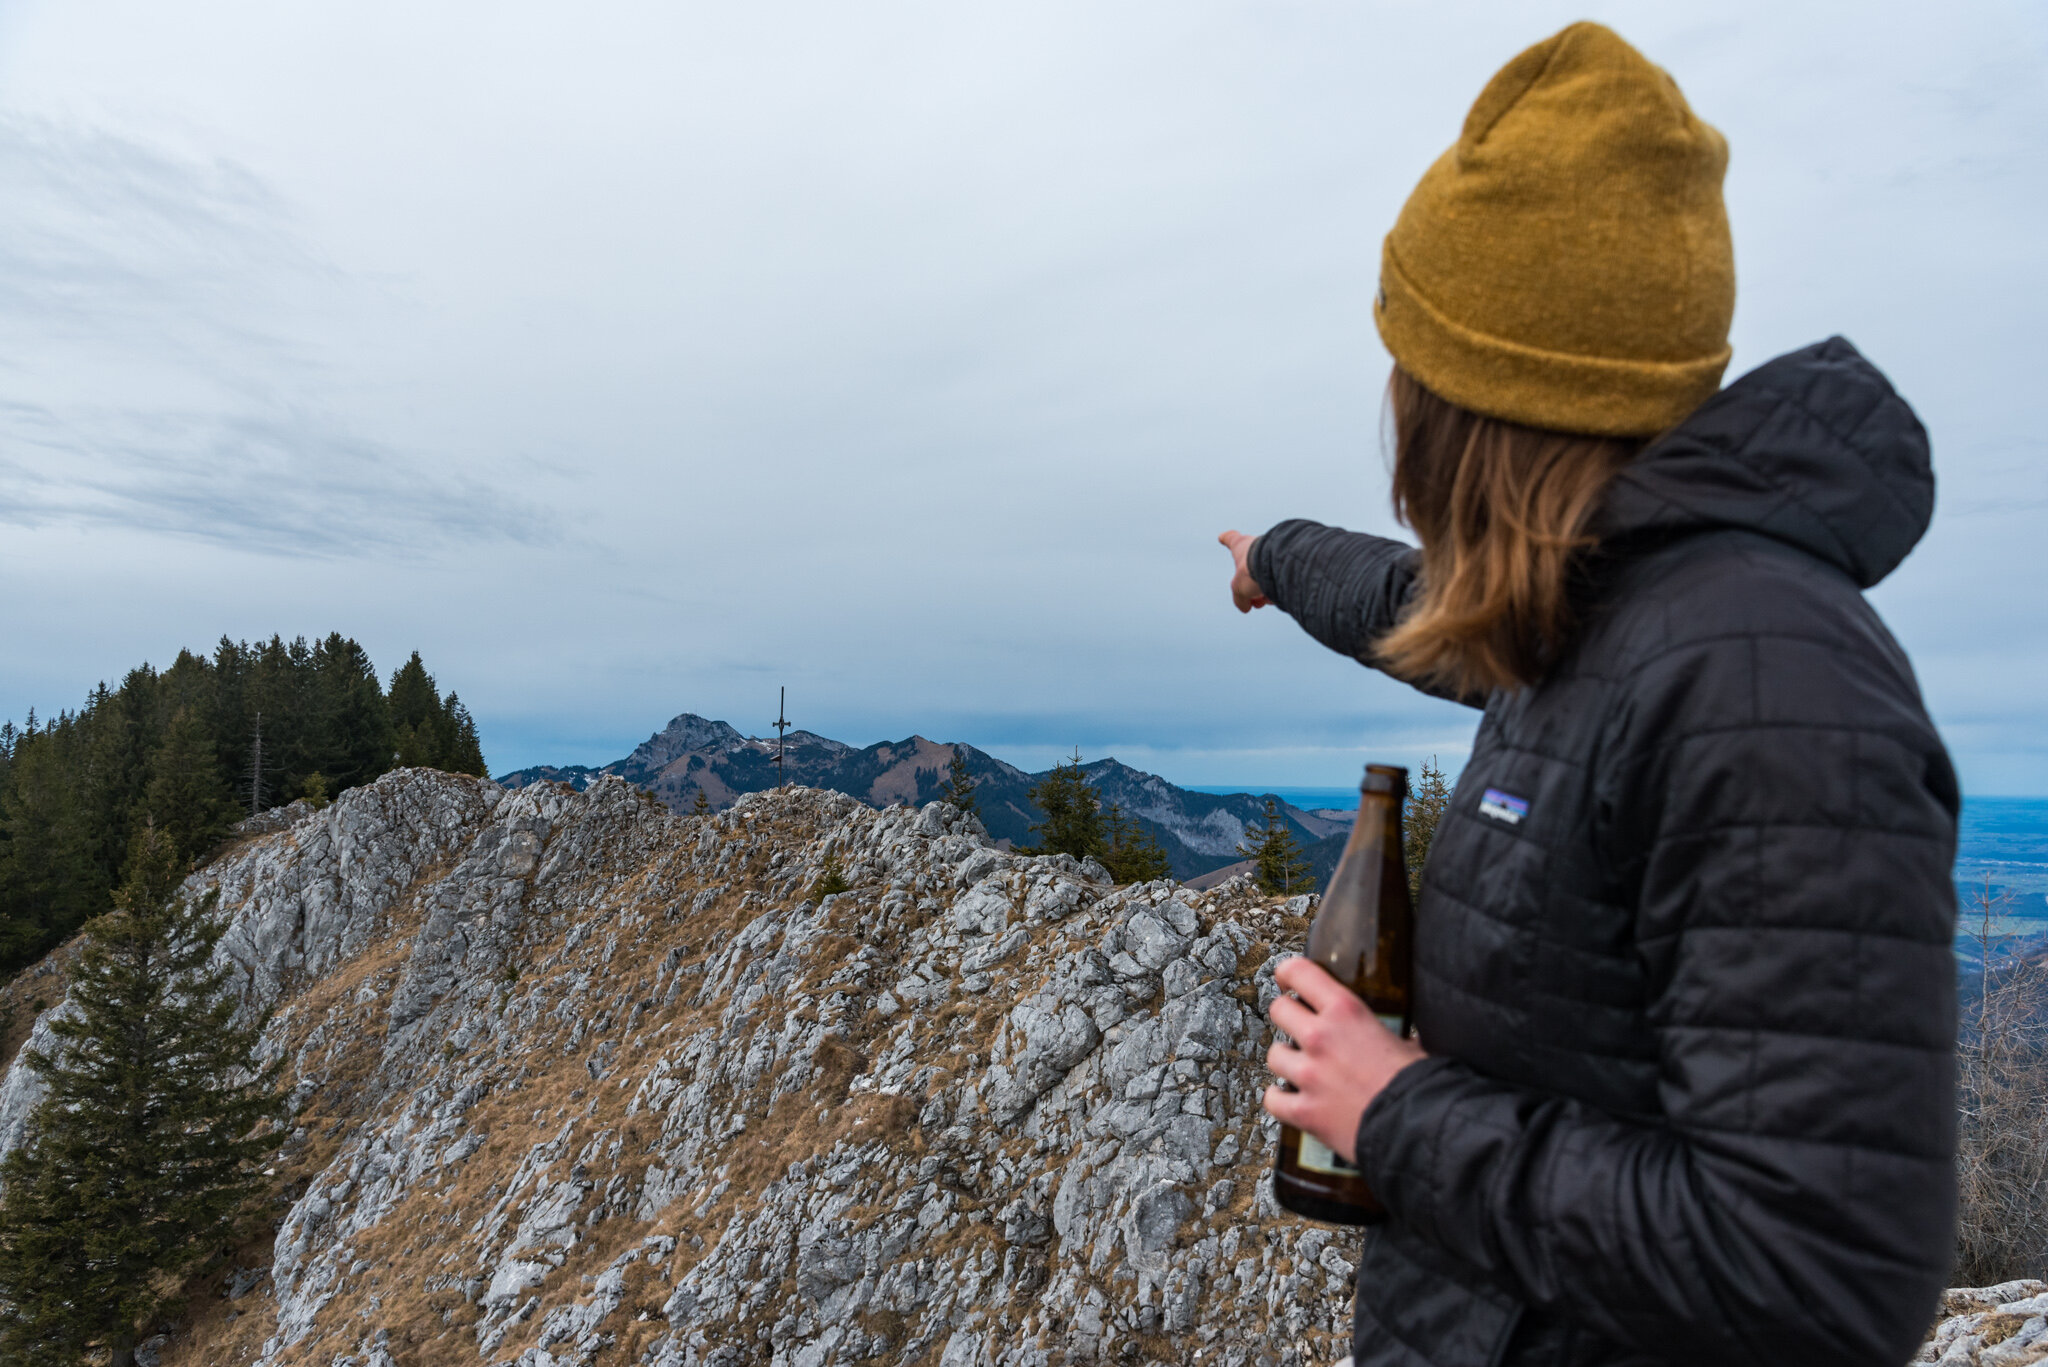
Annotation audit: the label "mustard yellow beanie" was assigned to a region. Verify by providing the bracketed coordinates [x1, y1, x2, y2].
[1374, 22, 1735, 437]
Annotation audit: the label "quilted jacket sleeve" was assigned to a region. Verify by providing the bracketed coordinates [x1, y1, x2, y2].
[1353, 594, 1960, 1366]
[1248, 519, 1478, 708]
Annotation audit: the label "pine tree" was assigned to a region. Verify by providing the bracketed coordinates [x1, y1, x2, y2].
[441, 694, 487, 777]
[1239, 798, 1315, 896]
[1028, 750, 1107, 861]
[387, 651, 441, 767]
[387, 654, 487, 777]
[76, 684, 146, 889]
[690, 788, 713, 816]
[1403, 756, 1451, 900]
[247, 635, 312, 798]
[0, 729, 105, 973]
[310, 634, 392, 789]
[1102, 803, 1172, 885]
[140, 707, 237, 861]
[150, 653, 216, 761]
[391, 655, 444, 737]
[943, 748, 978, 817]
[243, 711, 273, 818]
[208, 637, 252, 800]
[0, 824, 283, 1366]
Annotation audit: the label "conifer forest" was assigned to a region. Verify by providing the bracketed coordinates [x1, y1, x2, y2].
[0, 635, 485, 974]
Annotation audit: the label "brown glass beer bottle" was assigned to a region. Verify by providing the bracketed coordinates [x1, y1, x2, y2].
[1271, 763, 1414, 1226]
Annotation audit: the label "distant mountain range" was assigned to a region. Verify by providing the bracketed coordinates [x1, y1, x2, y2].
[497, 712, 1354, 883]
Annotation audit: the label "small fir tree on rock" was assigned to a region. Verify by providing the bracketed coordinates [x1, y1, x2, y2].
[1403, 756, 1451, 900]
[1103, 803, 1172, 885]
[1239, 798, 1315, 896]
[387, 653, 489, 777]
[0, 822, 284, 1366]
[387, 651, 441, 766]
[809, 852, 852, 901]
[1027, 750, 1107, 861]
[440, 695, 487, 777]
[690, 787, 713, 816]
[943, 748, 978, 818]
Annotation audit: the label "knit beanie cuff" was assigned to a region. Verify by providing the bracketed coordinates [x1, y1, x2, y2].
[1375, 237, 1732, 439]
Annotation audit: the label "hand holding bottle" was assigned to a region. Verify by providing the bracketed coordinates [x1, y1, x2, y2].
[1264, 955, 1428, 1165]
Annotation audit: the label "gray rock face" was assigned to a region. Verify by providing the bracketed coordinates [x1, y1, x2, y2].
[0, 770, 1354, 1367]
[1918, 1283, 2048, 1364]
[0, 1000, 73, 1159]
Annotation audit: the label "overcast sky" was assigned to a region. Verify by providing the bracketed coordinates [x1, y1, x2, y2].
[1, 0, 2042, 792]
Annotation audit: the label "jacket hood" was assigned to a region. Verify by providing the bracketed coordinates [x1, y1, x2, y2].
[1598, 336, 1932, 588]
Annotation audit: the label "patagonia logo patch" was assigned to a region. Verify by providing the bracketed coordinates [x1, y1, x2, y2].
[1478, 788, 1529, 825]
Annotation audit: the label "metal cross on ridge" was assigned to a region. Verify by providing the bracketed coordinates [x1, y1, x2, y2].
[773, 687, 790, 787]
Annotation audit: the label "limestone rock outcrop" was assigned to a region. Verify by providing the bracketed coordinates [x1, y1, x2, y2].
[1919, 1283, 2048, 1365]
[0, 768, 1354, 1367]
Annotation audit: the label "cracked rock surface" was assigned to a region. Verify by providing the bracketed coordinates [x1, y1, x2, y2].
[1918, 1283, 2048, 1365]
[0, 768, 1357, 1367]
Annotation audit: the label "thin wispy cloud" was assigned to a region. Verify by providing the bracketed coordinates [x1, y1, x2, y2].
[0, 397, 548, 556]
[0, 113, 551, 555]
[0, 113, 311, 344]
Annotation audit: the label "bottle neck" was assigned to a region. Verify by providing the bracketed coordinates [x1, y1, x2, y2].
[1368, 788, 1402, 846]
[1347, 787, 1400, 857]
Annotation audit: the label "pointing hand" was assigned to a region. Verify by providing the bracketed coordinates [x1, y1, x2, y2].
[1217, 530, 1269, 613]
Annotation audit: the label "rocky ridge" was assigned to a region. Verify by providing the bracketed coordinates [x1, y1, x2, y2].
[0, 767, 1358, 1367]
[494, 712, 1352, 883]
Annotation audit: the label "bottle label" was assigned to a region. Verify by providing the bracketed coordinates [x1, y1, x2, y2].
[1297, 1132, 1360, 1177]
[1289, 1013, 1400, 1178]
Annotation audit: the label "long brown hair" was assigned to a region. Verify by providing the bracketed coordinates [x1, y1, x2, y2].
[1374, 368, 1643, 696]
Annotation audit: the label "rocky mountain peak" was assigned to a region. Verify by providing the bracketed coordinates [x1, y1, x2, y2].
[625, 714, 748, 772]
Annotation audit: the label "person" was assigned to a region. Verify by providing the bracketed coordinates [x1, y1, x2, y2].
[1223, 22, 1957, 1367]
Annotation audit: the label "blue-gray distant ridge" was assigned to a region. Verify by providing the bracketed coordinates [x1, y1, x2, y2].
[497, 712, 1352, 883]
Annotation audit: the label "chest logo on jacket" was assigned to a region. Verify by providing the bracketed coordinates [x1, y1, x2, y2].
[1479, 788, 1529, 826]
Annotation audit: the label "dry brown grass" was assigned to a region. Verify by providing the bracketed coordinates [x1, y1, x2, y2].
[812, 1036, 867, 1095]
[1976, 1311, 2034, 1346]
[929, 992, 1014, 1060]
[723, 1076, 932, 1202]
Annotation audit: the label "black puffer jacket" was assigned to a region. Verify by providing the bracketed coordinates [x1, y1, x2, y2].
[1249, 338, 1958, 1367]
